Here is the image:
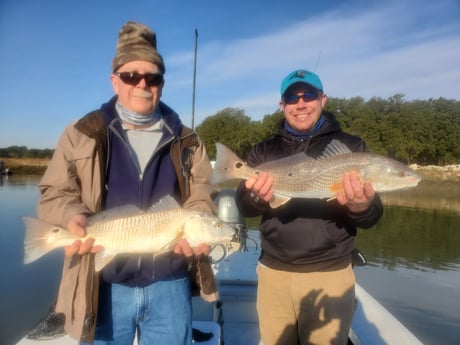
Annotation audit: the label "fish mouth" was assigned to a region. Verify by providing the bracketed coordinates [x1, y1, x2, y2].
[399, 176, 422, 189]
[223, 229, 237, 242]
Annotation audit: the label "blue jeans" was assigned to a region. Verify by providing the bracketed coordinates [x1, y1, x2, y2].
[82, 276, 192, 345]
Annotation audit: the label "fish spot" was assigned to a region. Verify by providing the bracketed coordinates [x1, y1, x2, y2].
[287, 171, 293, 177]
[52, 228, 60, 233]
[254, 170, 260, 176]
[399, 171, 406, 177]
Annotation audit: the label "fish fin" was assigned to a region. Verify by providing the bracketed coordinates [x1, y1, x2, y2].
[258, 153, 313, 171]
[155, 243, 180, 256]
[269, 195, 291, 208]
[162, 229, 185, 252]
[90, 196, 181, 225]
[23, 217, 65, 264]
[328, 181, 344, 195]
[318, 140, 352, 159]
[88, 205, 141, 225]
[212, 143, 245, 184]
[147, 195, 181, 213]
[94, 251, 116, 272]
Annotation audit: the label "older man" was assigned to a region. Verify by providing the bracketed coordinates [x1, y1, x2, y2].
[37, 22, 217, 345]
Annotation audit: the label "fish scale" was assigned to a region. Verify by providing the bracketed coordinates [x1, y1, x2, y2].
[92, 209, 199, 254]
[272, 154, 363, 198]
[88, 211, 185, 252]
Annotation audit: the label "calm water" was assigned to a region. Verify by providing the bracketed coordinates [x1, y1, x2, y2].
[1, 175, 459, 345]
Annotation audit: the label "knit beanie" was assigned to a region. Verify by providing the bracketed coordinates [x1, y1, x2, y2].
[112, 21, 165, 73]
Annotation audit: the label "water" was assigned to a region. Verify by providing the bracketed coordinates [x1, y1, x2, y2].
[354, 207, 460, 345]
[354, 182, 460, 345]
[0, 175, 63, 345]
[1, 175, 459, 345]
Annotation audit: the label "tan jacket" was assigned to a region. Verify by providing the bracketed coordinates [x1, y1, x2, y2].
[38, 109, 218, 343]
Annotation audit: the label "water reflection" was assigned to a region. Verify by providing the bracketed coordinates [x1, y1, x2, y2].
[380, 179, 460, 214]
[0, 174, 42, 187]
[356, 205, 460, 272]
[354, 184, 460, 345]
[0, 175, 62, 345]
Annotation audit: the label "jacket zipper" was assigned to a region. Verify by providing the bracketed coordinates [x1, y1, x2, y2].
[107, 119, 181, 279]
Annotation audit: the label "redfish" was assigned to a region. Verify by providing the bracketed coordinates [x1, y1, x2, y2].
[23, 195, 235, 271]
[212, 140, 421, 208]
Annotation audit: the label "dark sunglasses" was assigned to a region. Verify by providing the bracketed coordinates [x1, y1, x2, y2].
[283, 91, 321, 105]
[114, 72, 164, 87]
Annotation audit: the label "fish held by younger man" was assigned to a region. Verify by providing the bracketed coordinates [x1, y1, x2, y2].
[212, 140, 421, 208]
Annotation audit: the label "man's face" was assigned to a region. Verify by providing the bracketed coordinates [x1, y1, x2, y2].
[111, 60, 164, 115]
[279, 84, 327, 133]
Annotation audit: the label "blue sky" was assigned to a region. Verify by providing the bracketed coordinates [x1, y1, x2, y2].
[1, 0, 459, 149]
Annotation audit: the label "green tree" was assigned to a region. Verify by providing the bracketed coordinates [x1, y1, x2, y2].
[4, 96, 459, 166]
[196, 108, 259, 159]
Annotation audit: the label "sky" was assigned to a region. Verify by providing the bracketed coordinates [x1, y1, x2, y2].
[1, 0, 459, 149]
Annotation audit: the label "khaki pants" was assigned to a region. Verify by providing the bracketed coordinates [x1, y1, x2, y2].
[256, 263, 355, 345]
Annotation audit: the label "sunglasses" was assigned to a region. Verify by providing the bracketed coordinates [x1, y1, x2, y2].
[114, 72, 164, 87]
[283, 91, 321, 105]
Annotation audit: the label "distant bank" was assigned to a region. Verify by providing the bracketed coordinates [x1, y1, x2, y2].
[1, 157, 459, 183]
[0, 157, 49, 175]
[410, 164, 460, 183]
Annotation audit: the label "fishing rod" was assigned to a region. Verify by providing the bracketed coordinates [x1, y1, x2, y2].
[191, 29, 198, 131]
[314, 50, 322, 72]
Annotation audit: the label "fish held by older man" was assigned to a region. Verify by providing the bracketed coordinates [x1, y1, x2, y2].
[212, 140, 421, 208]
[23, 195, 235, 271]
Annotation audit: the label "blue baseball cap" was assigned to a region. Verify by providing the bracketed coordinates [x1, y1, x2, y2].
[280, 69, 323, 97]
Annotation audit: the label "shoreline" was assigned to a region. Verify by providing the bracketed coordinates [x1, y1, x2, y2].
[1, 157, 460, 183]
[0, 157, 49, 175]
[410, 164, 460, 183]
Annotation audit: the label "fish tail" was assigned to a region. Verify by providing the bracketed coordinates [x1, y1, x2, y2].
[212, 143, 245, 184]
[23, 217, 66, 264]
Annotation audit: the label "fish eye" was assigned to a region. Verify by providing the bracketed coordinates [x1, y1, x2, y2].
[216, 223, 222, 229]
[254, 170, 260, 176]
[235, 162, 243, 169]
[288, 172, 293, 177]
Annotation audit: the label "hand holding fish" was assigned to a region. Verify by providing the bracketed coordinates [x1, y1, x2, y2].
[64, 214, 104, 257]
[336, 171, 375, 213]
[173, 239, 211, 257]
[244, 172, 274, 203]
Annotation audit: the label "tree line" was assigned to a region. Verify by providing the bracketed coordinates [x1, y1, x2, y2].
[197, 95, 460, 165]
[0, 145, 54, 159]
[2, 95, 459, 165]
